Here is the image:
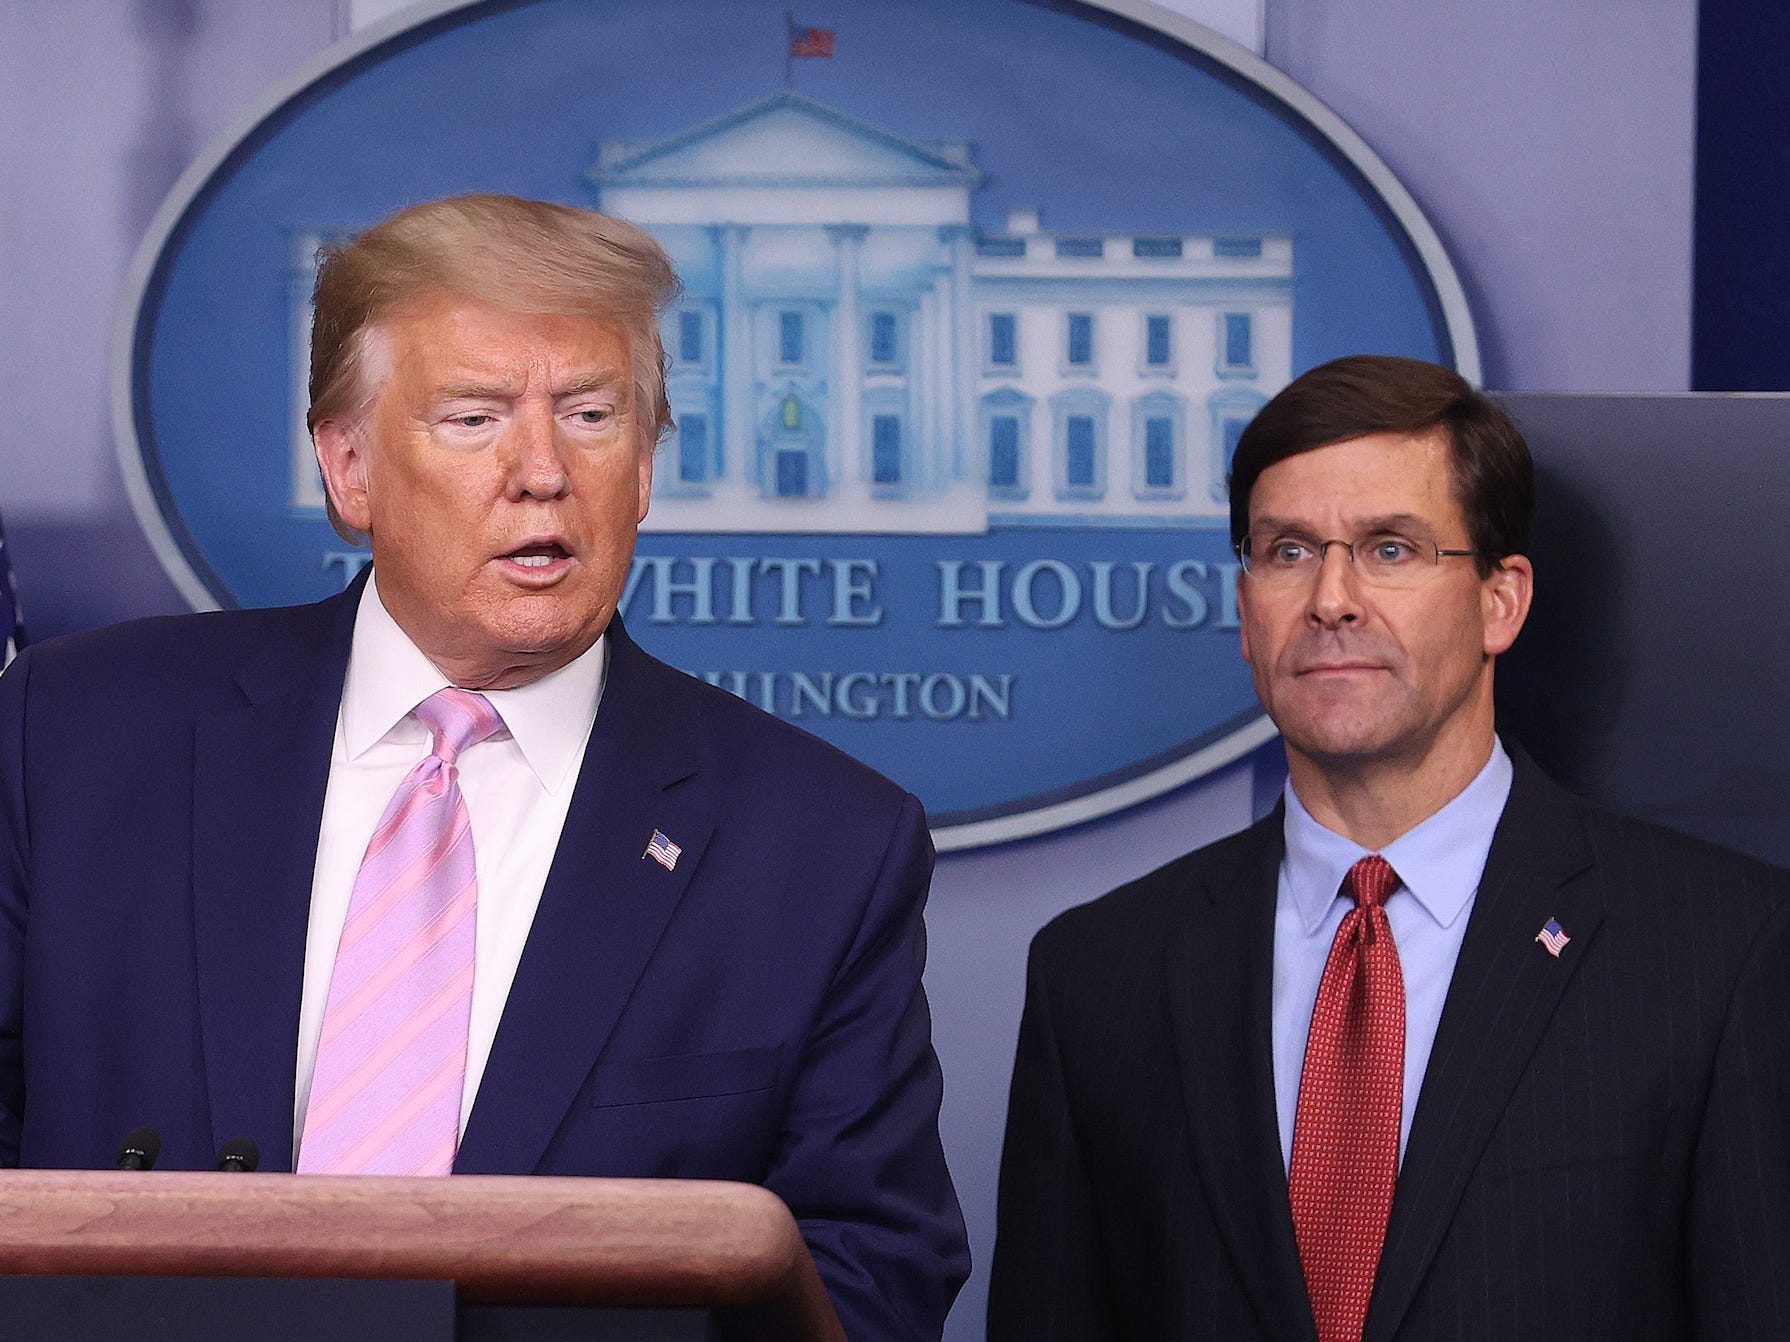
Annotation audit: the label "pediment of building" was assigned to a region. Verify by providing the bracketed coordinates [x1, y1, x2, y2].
[591, 91, 982, 189]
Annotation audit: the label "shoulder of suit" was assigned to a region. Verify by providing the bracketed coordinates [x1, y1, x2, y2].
[1029, 810, 1278, 968]
[9, 600, 336, 701]
[1573, 792, 1790, 907]
[1511, 757, 1790, 927]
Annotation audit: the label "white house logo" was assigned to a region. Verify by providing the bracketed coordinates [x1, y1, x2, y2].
[116, 0, 1475, 848]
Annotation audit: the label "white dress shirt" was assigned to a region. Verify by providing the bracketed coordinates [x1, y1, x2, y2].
[292, 575, 605, 1157]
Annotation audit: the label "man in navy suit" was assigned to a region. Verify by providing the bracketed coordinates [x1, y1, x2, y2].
[989, 355, 1790, 1340]
[0, 194, 967, 1340]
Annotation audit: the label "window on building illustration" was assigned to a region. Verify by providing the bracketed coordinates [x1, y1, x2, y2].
[870, 312, 898, 365]
[1066, 416, 1096, 487]
[1133, 237, 1183, 258]
[990, 416, 1020, 490]
[678, 310, 704, 365]
[777, 450, 808, 498]
[679, 415, 709, 484]
[1214, 236, 1263, 258]
[1056, 237, 1104, 259]
[989, 312, 1017, 367]
[1224, 416, 1249, 473]
[872, 415, 902, 485]
[1145, 315, 1172, 367]
[1067, 313, 1093, 366]
[781, 394, 802, 431]
[780, 311, 804, 365]
[1144, 417, 1175, 489]
[1222, 313, 1253, 369]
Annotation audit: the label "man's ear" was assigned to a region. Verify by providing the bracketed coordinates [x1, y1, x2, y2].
[1481, 553, 1534, 657]
[313, 417, 373, 537]
[635, 439, 655, 526]
[1236, 566, 1255, 667]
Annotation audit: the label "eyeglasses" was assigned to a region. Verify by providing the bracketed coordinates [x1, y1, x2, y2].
[1236, 532, 1479, 589]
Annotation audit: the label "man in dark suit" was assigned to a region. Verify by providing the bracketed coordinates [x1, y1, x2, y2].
[0, 194, 967, 1341]
[989, 355, 1790, 1341]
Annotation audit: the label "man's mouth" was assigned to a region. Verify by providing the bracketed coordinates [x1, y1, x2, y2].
[1292, 656, 1391, 680]
[495, 541, 574, 582]
[502, 542, 570, 566]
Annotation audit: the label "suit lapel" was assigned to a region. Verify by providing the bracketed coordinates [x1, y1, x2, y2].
[1365, 758, 1602, 1340]
[191, 587, 359, 1171]
[455, 619, 711, 1175]
[1165, 809, 1320, 1342]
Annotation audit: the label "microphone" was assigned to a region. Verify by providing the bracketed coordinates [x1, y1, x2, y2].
[216, 1138, 260, 1173]
[115, 1127, 161, 1171]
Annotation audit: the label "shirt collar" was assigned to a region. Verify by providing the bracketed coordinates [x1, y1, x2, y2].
[341, 572, 607, 795]
[1280, 739, 1514, 935]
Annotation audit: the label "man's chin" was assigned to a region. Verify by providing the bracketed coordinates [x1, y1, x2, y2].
[450, 647, 581, 692]
[492, 611, 609, 662]
[1274, 710, 1403, 770]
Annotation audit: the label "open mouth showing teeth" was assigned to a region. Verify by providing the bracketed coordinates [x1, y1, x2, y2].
[504, 544, 570, 568]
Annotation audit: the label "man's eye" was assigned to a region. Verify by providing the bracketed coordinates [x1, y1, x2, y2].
[1368, 537, 1419, 564]
[1268, 540, 1312, 566]
[449, 413, 494, 429]
[577, 408, 612, 424]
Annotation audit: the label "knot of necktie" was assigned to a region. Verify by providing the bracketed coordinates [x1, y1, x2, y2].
[1343, 854, 1398, 911]
[413, 687, 504, 767]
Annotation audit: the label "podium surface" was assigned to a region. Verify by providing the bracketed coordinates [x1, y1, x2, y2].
[0, 1171, 843, 1340]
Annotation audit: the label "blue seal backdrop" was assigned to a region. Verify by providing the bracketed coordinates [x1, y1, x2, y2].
[119, 0, 1472, 845]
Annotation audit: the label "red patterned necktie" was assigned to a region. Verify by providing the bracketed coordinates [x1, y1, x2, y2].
[1288, 854, 1405, 1342]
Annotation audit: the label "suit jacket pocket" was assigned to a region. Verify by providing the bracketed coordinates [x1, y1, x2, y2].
[587, 1043, 783, 1109]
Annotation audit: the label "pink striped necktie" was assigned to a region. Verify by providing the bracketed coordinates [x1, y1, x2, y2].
[298, 687, 505, 1176]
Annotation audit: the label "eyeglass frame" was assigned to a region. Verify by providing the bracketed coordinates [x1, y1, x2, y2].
[1234, 530, 1481, 586]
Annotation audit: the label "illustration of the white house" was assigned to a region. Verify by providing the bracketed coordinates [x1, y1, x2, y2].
[288, 91, 1292, 533]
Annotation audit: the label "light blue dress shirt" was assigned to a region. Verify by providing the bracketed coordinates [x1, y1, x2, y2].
[1271, 740, 1514, 1173]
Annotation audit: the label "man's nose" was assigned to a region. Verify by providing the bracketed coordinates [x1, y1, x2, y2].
[504, 407, 570, 500]
[1305, 541, 1363, 628]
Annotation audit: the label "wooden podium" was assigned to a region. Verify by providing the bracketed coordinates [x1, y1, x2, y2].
[0, 1171, 845, 1340]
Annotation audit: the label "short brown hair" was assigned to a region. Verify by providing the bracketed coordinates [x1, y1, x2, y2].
[307, 194, 681, 537]
[1228, 354, 1533, 575]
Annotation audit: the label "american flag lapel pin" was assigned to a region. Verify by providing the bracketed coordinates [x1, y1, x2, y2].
[644, 829, 682, 872]
[1535, 917, 1570, 958]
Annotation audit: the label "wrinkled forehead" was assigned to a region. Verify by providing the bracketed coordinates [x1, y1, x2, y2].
[1248, 429, 1466, 534]
[352, 295, 635, 410]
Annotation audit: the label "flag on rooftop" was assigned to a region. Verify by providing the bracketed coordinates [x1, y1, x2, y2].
[788, 15, 835, 58]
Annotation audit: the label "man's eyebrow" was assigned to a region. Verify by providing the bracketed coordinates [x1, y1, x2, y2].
[1248, 513, 1316, 536]
[553, 371, 625, 399]
[1354, 513, 1434, 534]
[433, 382, 516, 401]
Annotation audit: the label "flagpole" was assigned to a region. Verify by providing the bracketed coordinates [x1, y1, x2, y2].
[784, 10, 794, 88]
